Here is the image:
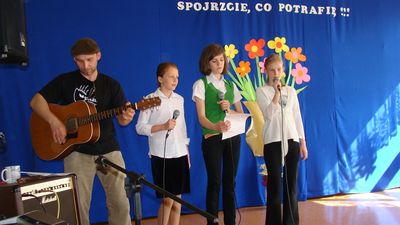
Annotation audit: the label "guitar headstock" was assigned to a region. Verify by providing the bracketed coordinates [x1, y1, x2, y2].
[135, 96, 161, 110]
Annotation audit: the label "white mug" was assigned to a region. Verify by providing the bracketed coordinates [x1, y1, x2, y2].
[1, 165, 21, 183]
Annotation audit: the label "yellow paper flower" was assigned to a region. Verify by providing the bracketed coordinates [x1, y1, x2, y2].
[225, 44, 238, 59]
[267, 37, 289, 53]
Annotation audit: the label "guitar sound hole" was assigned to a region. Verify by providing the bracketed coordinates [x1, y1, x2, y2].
[66, 118, 79, 138]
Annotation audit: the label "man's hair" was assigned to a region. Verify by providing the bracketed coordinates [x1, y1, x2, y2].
[70, 38, 100, 56]
[199, 44, 228, 76]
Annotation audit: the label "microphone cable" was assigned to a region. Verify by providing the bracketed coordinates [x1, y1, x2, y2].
[161, 109, 179, 224]
[224, 97, 241, 225]
[161, 133, 168, 224]
[279, 87, 296, 225]
[218, 91, 241, 224]
[229, 136, 242, 225]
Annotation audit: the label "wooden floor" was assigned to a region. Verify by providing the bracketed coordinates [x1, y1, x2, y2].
[139, 188, 400, 225]
[97, 188, 400, 225]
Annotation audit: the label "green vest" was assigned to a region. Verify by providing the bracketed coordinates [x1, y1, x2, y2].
[201, 76, 234, 135]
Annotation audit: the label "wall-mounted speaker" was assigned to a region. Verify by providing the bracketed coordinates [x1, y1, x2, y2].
[0, 0, 28, 66]
[0, 175, 81, 225]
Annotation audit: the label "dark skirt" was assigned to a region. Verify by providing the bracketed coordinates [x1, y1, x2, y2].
[151, 155, 190, 198]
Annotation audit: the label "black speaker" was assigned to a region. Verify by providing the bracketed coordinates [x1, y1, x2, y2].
[0, 0, 28, 66]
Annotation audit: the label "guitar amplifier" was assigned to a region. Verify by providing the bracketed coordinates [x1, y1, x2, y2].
[0, 174, 80, 225]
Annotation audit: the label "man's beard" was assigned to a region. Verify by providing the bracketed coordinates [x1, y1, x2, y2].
[81, 68, 96, 76]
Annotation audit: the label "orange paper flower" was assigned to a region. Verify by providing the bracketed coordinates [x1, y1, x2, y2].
[235, 61, 251, 77]
[285, 47, 306, 63]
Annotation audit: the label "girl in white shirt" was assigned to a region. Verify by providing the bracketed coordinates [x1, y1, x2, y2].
[256, 54, 308, 225]
[136, 62, 190, 225]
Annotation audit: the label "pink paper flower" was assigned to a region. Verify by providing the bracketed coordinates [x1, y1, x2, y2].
[291, 63, 311, 85]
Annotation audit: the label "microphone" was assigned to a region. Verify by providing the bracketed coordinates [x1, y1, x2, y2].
[172, 109, 180, 120]
[218, 91, 227, 113]
[166, 110, 180, 139]
[273, 77, 281, 91]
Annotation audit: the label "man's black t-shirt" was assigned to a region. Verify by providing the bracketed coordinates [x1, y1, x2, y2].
[39, 70, 126, 155]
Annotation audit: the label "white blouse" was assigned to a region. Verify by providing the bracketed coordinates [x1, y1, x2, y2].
[136, 88, 189, 158]
[256, 85, 305, 158]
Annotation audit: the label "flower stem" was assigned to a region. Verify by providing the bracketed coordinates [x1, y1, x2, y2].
[286, 61, 293, 85]
[227, 71, 244, 90]
[255, 56, 263, 88]
[229, 58, 244, 87]
[244, 73, 256, 101]
[291, 74, 295, 87]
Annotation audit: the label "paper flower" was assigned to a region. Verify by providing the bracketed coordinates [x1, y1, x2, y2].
[245, 39, 266, 59]
[267, 37, 289, 53]
[236, 61, 251, 77]
[291, 63, 311, 85]
[225, 44, 238, 59]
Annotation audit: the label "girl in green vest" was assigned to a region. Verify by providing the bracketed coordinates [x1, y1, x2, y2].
[192, 44, 244, 225]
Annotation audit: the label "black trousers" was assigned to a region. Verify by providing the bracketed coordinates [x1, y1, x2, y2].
[202, 134, 241, 225]
[264, 140, 300, 225]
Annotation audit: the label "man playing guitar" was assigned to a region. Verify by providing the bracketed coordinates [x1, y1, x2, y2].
[30, 37, 134, 225]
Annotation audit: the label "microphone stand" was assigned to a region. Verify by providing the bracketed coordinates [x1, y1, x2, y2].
[95, 155, 218, 225]
[125, 175, 143, 225]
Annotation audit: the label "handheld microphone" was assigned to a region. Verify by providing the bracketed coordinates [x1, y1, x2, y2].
[172, 109, 180, 120]
[218, 91, 227, 113]
[273, 77, 281, 91]
[166, 110, 180, 139]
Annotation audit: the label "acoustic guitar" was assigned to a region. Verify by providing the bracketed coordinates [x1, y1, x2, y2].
[30, 97, 161, 160]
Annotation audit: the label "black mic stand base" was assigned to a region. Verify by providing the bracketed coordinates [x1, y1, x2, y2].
[95, 155, 218, 224]
[125, 176, 143, 225]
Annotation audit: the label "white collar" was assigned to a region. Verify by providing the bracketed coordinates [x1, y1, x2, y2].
[155, 88, 178, 99]
[207, 73, 225, 83]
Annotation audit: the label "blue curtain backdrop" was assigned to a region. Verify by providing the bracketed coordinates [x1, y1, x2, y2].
[1, 0, 399, 223]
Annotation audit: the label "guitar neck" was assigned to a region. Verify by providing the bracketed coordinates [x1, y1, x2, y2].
[76, 97, 160, 126]
[79, 104, 134, 126]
